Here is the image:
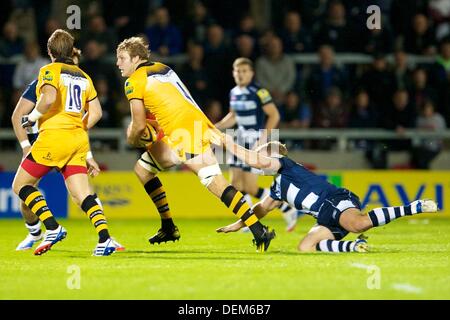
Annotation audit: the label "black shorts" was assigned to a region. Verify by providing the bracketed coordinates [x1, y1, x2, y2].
[316, 188, 361, 240]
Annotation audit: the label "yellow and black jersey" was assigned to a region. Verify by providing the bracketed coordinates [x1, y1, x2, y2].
[36, 61, 97, 131]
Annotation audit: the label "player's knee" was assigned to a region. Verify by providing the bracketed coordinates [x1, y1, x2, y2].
[298, 241, 316, 252]
[197, 164, 222, 187]
[351, 216, 370, 233]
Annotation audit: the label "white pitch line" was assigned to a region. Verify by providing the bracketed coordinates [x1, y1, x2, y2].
[350, 262, 372, 269]
[392, 283, 423, 294]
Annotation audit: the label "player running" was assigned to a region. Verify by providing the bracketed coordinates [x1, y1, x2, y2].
[215, 57, 299, 232]
[11, 47, 124, 252]
[12, 29, 119, 256]
[116, 36, 275, 251]
[215, 135, 439, 252]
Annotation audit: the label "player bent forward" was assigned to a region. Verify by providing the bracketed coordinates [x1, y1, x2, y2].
[216, 135, 439, 252]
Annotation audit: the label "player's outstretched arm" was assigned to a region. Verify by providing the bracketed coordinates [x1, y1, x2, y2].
[215, 110, 236, 130]
[216, 196, 281, 233]
[222, 134, 281, 172]
[23, 85, 56, 127]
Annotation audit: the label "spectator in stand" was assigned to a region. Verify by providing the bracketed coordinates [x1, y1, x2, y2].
[314, 87, 348, 129]
[390, 0, 429, 38]
[348, 89, 381, 167]
[203, 24, 233, 105]
[361, 21, 394, 55]
[313, 0, 355, 52]
[280, 11, 313, 54]
[305, 45, 348, 106]
[80, 15, 118, 55]
[12, 41, 49, 101]
[232, 34, 257, 61]
[437, 70, 450, 126]
[411, 100, 446, 169]
[389, 49, 413, 91]
[409, 67, 438, 112]
[203, 99, 223, 124]
[0, 21, 24, 57]
[232, 14, 259, 43]
[280, 91, 311, 129]
[183, 0, 215, 45]
[102, 0, 148, 41]
[95, 77, 118, 128]
[430, 38, 450, 87]
[79, 40, 120, 97]
[359, 53, 395, 118]
[177, 42, 210, 107]
[255, 36, 296, 105]
[403, 14, 437, 56]
[384, 89, 416, 153]
[428, 0, 450, 41]
[145, 7, 182, 57]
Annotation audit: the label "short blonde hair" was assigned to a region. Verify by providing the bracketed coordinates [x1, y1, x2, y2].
[233, 57, 253, 70]
[255, 141, 288, 157]
[117, 36, 151, 60]
[47, 29, 74, 59]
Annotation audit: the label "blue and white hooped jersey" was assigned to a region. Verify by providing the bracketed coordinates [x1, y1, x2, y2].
[229, 82, 272, 131]
[270, 157, 339, 216]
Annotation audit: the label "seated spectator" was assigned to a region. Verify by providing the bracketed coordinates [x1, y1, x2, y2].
[389, 49, 413, 91]
[232, 34, 257, 61]
[429, 0, 450, 40]
[177, 42, 210, 107]
[384, 89, 416, 152]
[359, 53, 395, 117]
[232, 14, 259, 43]
[361, 22, 394, 55]
[255, 36, 296, 105]
[314, 86, 348, 129]
[430, 38, 450, 87]
[348, 88, 384, 167]
[80, 15, 118, 55]
[279, 91, 311, 129]
[12, 41, 49, 102]
[280, 11, 313, 53]
[313, 0, 355, 52]
[95, 78, 118, 128]
[306, 45, 348, 106]
[403, 14, 436, 56]
[145, 7, 182, 57]
[203, 99, 223, 123]
[203, 24, 233, 105]
[0, 21, 24, 57]
[183, 1, 215, 45]
[411, 100, 447, 169]
[409, 67, 438, 112]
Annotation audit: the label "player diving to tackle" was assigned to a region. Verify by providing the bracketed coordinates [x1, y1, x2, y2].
[215, 135, 439, 252]
[116, 36, 275, 251]
[13, 29, 120, 256]
[11, 47, 124, 252]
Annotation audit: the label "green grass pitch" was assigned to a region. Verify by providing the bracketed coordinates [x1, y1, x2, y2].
[1, 215, 449, 300]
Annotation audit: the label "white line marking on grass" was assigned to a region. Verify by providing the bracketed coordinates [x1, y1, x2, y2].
[350, 262, 372, 269]
[408, 219, 429, 225]
[392, 283, 423, 294]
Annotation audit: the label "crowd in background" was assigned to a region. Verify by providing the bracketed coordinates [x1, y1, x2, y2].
[0, 0, 449, 167]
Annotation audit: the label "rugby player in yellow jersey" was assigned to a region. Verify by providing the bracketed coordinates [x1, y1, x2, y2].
[12, 29, 119, 256]
[11, 47, 124, 252]
[116, 37, 275, 251]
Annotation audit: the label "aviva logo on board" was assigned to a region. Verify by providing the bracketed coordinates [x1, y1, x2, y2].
[340, 171, 448, 212]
